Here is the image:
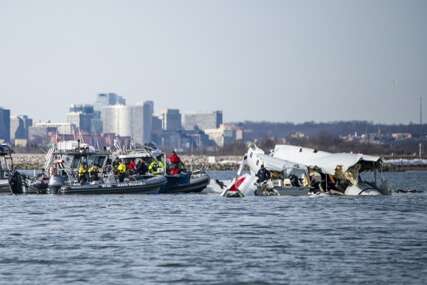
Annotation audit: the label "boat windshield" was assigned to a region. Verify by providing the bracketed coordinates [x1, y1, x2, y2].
[61, 154, 108, 169]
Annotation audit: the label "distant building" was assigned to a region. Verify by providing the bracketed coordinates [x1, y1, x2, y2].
[204, 124, 236, 147]
[101, 104, 152, 145]
[67, 104, 102, 134]
[161, 109, 182, 131]
[0, 107, 11, 143]
[28, 122, 76, 145]
[152, 115, 162, 136]
[10, 115, 32, 141]
[155, 129, 214, 152]
[289, 132, 306, 139]
[143, 101, 154, 143]
[183, 111, 223, 131]
[222, 123, 245, 141]
[391, 133, 413, 140]
[94, 93, 126, 111]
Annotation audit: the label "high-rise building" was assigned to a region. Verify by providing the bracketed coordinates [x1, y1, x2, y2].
[152, 115, 162, 136]
[161, 109, 182, 131]
[67, 104, 102, 134]
[11, 115, 33, 140]
[101, 104, 152, 145]
[0, 107, 11, 143]
[94, 93, 126, 111]
[183, 111, 223, 131]
[143, 101, 154, 143]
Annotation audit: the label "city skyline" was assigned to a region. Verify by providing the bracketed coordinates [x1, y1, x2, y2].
[1, 0, 426, 124]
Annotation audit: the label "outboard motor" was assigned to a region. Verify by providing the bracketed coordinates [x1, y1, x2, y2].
[8, 170, 24, 195]
[47, 175, 65, 194]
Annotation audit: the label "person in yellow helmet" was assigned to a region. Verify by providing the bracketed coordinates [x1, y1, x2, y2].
[148, 155, 166, 176]
[78, 162, 89, 184]
[117, 160, 127, 182]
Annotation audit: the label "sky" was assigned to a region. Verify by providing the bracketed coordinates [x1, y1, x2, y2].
[0, 0, 426, 124]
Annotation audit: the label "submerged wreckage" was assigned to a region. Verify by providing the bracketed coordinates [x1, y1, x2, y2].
[220, 143, 391, 197]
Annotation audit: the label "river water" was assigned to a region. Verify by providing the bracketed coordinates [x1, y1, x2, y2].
[0, 171, 426, 284]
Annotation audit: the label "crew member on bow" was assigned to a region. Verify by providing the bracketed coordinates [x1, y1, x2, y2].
[167, 150, 184, 175]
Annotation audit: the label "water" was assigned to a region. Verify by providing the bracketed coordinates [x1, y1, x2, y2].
[1, 171, 427, 285]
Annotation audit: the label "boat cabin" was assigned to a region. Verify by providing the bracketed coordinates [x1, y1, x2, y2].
[0, 144, 14, 179]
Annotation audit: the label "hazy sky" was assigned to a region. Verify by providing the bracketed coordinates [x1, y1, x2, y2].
[0, 0, 426, 123]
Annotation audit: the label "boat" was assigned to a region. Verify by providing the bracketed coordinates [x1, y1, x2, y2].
[9, 140, 168, 195]
[10, 141, 112, 194]
[160, 171, 210, 194]
[58, 175, 167, 195]
[0, 144, 14, 194]
[116, 145, 211, 194]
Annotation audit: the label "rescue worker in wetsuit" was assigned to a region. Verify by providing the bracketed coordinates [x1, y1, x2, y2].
[78, 162, 89, 184]
[256, 164, 271, 183]
[148, 156, 166, 176]
[167, 151, 184, 175]
[88, 163, 99, 181]
[117, 160, 127, 182]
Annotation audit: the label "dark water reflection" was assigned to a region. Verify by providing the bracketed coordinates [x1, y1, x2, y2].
[0, 171, 427, 284]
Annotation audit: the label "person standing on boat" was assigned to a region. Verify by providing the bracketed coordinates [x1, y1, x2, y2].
[127, 159, 136, 175]
[167, 150, 184, 175]
[112, 157, 120, 175]
[117, 160, 127, 182]
[78, 162, 89, 184]
[136, 159, 148, 175]
[89, 163, 99, 181]
[148, 156, 166, 176]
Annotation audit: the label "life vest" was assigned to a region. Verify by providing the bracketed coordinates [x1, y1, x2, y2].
[149, 160, 165, 175]
[79, 165, 88, 176]
[89, 166, 98, 175]
[117, 163, 126, 174]
[127, 160, 136, 170]
[168, 153, 181, 165]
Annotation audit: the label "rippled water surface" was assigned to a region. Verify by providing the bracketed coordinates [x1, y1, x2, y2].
[1, 171, 427, 284]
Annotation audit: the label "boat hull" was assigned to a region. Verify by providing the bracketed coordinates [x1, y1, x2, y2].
[160, 173, 210, 194]
[0, 180, 10, 193]
[58, 176, 167, 195]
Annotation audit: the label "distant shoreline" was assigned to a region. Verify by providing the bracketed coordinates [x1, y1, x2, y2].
[11, 153, 427, 172]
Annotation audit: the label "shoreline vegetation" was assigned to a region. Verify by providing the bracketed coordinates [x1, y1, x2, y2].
[11, 153, 427, 172]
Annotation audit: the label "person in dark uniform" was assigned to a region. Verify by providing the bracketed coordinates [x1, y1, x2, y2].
[256, 164, 271, 183]
[136, 159, 148, 175]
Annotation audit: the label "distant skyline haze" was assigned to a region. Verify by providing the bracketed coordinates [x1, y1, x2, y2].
[0, 0, 426, 124]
